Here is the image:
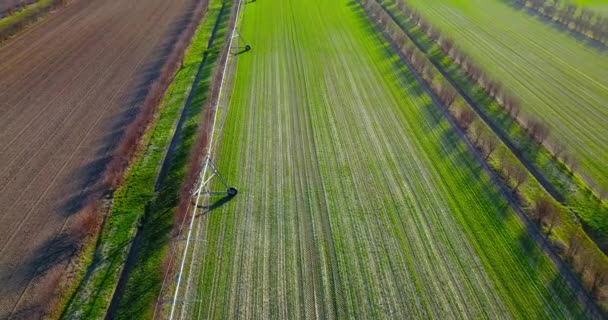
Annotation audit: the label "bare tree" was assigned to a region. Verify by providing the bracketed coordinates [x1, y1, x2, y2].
[526, 118, 550, 144]
[510, 103, 521, 120]
[506, 161, 528, 192]
[422, 65, 434, 82]
[530, 197, 555, 225]
[439, 38, 454, 55]
[470, 120, 485, 145]
[577, 248, 594, 276]
[428, 28, 440, 42]
[567, 233, 585, 259]
[549, 141, 565, 160]
[481, 134, 499, 160]
[545, 204, 561, 235]
[567, 156, 579, 173]
[71, 207, 98, 239]
[394, 34, 406, 49]
[439, 85, 457, 108]
[456, 109, 475, 130]
[591, 265, 608, 296]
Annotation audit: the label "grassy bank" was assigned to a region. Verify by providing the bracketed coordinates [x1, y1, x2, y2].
[58, 1, 231, 318]
[0, 0, 59, 42]
[109, 0, 233, 318]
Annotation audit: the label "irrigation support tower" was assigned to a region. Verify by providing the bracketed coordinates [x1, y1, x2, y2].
[167, 0, 247, 318]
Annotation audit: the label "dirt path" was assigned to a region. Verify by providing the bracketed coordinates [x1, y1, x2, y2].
[0, 0, 196, 317]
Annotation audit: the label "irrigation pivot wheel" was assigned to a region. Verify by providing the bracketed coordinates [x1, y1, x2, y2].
[227, 187, 238, 197]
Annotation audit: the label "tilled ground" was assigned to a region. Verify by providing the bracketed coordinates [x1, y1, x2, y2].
[0, 0, 195, 317]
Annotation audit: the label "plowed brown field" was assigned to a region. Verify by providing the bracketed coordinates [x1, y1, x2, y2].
[0, 0, 195, 317]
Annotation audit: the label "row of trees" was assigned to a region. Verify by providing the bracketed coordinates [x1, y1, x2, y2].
[521, 0, 608, 44]
[366, 0, 528, 193]
[400, 0, 608, 302]
[360, 0, 608, 303]
[365, 0, 518, 182]
[49, 1, 219, 318]
[568, 232, 608, 299]
[394, 0, 588, 176]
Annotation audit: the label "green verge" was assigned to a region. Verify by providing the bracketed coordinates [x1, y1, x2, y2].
[562, 0, 608, 14]
[59, 2, 228, 318]
[110, 0, 232, 318]
[0, 0, 54, 38]
[404, 0, 608, 194]
[190, 0, 586, 318]
[378, 1, 608, 254]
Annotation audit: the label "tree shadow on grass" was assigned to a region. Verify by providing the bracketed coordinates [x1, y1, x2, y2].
[514, 230, 596, 318]
[347, 0, 523, 217]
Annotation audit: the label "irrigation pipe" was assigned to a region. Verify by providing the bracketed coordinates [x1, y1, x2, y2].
[168, 0, 244, 318]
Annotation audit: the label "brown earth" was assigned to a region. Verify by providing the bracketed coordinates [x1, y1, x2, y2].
[0, 0, 197, 317]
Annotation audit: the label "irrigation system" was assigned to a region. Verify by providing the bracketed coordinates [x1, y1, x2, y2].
[167, 0, 248, 318]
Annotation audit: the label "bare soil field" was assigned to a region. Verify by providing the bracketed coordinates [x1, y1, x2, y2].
[0, 0, 197, 317]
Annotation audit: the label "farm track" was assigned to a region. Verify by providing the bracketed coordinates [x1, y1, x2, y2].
[405, 0, 608, 192]
[184, 0, 590, 318]
[0, 0, 196, 317]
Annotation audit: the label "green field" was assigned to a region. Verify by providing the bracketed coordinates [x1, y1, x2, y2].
[569, 0, 608, 13]
[404, 0, 608, 193]
[0, 0, 53, 33]
[378, 0, 608, 260]
[180, 0, 588, 318]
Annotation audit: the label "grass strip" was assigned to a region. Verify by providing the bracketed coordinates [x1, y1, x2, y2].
[0, 0, 61, 42]
[57, 2, 230, 318]
[108, 1, 233, 318]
